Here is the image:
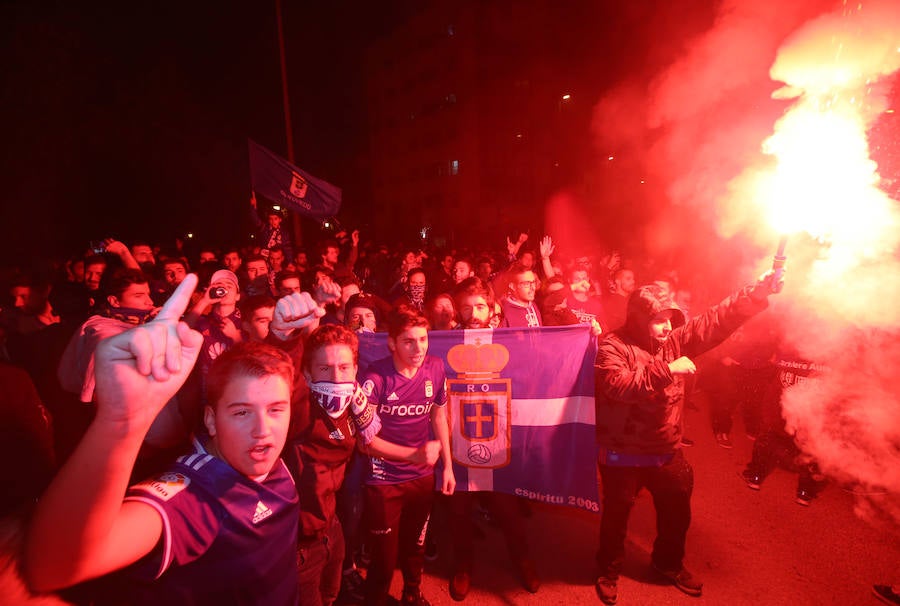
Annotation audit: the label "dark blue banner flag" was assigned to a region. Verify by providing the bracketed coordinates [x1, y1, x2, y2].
[359, 325, 601, 513]
[248, 139, 341, 218]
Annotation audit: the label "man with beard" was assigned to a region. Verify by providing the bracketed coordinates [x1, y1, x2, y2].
[445, 277, 540, 599]
[453, 277, 494, 330]
[593, 272, 782, 604]
[564, 266, 606, 336]
[603, 268, 636, 332]
[130, 241, 157, 276]
[316, 235, 359, 283]
[498, 263, 541, 328]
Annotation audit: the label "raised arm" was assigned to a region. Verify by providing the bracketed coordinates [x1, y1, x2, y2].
[25, 275, 203, 592]
[539, 235, 556, 279]
[103, 239, 140, 271]
[346, 229, 360, 271]
[184, 283, 216, 328]
[506, 232, 528, 263]
[248, 191, 263, 229]
[269, 289, 332, 341]
[677, 270, 782, 358]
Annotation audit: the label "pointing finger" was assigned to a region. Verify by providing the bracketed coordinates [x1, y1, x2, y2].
[156, 274, 198, 323]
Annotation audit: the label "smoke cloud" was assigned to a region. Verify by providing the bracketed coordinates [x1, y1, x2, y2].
[591, 0, 900, 524]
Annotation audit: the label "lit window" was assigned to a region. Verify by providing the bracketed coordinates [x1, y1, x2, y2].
[450, 160, 459, 175]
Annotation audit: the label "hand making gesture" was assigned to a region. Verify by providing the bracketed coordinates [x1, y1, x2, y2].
[93, 273, 203, 429]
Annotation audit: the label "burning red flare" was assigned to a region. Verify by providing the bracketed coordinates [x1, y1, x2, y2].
[752, 7, 900, 277]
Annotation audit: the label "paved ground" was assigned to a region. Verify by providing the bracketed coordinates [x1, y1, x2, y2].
[381, 405, 900, 605]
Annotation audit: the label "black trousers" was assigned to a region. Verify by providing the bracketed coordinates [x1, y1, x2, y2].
[297, 520, 344, 606]
[447, 490, 530, 573]
[706, 365, 771, 436]
[746, 429, 825, 494]
[363, 475, 434, 605]
[596, 450, 693, 578]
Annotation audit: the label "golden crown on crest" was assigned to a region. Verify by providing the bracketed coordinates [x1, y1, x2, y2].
[447, 341, 510, 378]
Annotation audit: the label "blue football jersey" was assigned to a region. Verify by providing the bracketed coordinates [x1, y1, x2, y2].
[122, 439, 299, 605]
[361, 355, 447, 484]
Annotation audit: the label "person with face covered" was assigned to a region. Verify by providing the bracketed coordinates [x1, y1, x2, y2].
[593, 272, 783, 605]
[57, 268, 192, 463]
[58, 268, 160, 404]
[282, 325, 381, 606]
[392, 268, 428, 313]
[229, 283, 358, 605]
[565, 267, 606, 336]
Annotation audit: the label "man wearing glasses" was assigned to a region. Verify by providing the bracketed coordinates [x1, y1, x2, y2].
[498, 262, 542, 328]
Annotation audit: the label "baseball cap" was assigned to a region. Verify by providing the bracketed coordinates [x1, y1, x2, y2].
[210, 269, 239, 290]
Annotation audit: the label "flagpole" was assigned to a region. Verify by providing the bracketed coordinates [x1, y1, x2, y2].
[275, 0, 303, 247]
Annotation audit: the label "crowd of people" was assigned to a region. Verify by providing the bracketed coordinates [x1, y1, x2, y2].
[0, 199, 892, 606]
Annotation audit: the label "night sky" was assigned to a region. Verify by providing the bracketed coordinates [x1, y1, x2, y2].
[4, 1, 896, 270]
[2, 2, 417, 260]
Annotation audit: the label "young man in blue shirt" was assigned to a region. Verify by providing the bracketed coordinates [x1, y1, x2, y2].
[25, 274, 303, 606]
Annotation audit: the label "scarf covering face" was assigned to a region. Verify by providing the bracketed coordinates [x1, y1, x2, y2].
[408, 283, 426, 302]
[309, 381, 356, 418]
[102, 305, 156, 325]
[308, 381, 381, 443]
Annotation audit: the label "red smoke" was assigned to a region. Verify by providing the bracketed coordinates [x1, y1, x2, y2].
[590, 0, 900, 524]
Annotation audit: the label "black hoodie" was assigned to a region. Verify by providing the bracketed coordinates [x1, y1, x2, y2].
[594, 282, 768, 456]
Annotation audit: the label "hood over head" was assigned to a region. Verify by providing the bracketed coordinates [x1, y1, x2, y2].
[623, 283, 685, 350]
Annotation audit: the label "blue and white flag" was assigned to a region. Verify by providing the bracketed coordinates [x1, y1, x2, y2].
[358, 325, 601, 513]
[248, 139, 342, 219]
